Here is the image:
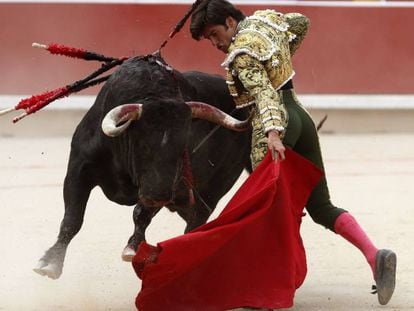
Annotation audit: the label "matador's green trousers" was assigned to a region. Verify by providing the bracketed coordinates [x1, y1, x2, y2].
[250, 89, 346, 231]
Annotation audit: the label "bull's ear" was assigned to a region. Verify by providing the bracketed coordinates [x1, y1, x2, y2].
[101, 104, 143, 137]
[185, 101, 251, 132]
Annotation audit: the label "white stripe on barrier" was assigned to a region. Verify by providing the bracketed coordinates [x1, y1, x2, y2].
[1, 95, 414, 110]
[299, 95, 414, 110]
[1, 1, 414, 8]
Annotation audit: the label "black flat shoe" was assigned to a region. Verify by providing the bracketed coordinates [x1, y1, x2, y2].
[373, 249, 397, 305]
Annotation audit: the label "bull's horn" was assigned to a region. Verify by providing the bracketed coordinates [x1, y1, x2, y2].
[101, 104, 143, 137]
[186, 101, 251, 131]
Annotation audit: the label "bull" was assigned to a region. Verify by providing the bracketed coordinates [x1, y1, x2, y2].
[33, 54, 252, 279]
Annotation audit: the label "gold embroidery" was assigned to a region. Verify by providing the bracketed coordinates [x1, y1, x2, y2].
[224, 9, 308, 139]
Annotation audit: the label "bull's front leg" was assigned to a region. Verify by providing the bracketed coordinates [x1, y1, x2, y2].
[34, 160, 94, 279]
[178, 200, 212, 234]
[122, 203, 161, 262]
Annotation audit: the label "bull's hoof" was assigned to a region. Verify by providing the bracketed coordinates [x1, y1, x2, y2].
[33, 260, 62, 279]
[122, 246, 136, 262]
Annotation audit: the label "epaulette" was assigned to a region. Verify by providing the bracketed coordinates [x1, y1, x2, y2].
[222, 10, 290, 67]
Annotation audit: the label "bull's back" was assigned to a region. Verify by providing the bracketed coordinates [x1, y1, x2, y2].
[182, 72, 235, 112]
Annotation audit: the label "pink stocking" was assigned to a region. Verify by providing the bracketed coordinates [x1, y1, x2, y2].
[334, 212, 378, 277]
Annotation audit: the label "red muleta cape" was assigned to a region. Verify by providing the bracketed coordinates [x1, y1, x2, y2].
[132, 149, 322, 310]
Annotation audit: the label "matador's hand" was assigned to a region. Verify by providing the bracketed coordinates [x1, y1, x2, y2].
[267, 130, 286, 161]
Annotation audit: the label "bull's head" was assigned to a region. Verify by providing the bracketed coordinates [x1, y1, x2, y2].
[101, 100, 250, 207]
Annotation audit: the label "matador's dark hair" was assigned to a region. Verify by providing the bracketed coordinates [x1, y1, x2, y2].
[190, 0, 245, 40]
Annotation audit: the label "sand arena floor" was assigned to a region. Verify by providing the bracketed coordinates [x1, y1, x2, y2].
[0, 133, 413, 310]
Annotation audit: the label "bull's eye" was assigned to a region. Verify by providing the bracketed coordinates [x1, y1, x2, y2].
[116, 120, 128, 127]
[116, 114, 132, 128]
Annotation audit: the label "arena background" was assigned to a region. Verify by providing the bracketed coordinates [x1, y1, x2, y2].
[0, 0, 413, 135]
[1, 2, 413, 310]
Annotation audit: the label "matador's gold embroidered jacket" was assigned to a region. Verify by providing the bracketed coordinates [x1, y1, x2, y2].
[222, 10, 309, 135]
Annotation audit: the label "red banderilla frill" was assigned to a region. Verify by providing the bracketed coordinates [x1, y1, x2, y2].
[0, 43, 127, 122]
[32, 42, 119, 62]
[1, 0, 204, 123]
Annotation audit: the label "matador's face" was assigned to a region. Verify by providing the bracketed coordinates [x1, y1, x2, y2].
[202, 16, 238, 53]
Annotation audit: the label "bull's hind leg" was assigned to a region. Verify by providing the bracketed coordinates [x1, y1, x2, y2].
[34, 159, 94, 279]
[122, 203, 161, 262]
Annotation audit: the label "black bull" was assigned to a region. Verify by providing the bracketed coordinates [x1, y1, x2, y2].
[34, 55, 252, 279]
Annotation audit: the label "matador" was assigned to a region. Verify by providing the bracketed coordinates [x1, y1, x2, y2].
[190, 0, 396, 306]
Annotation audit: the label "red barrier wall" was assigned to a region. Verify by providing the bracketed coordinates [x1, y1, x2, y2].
[0, 3, 413, 95]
